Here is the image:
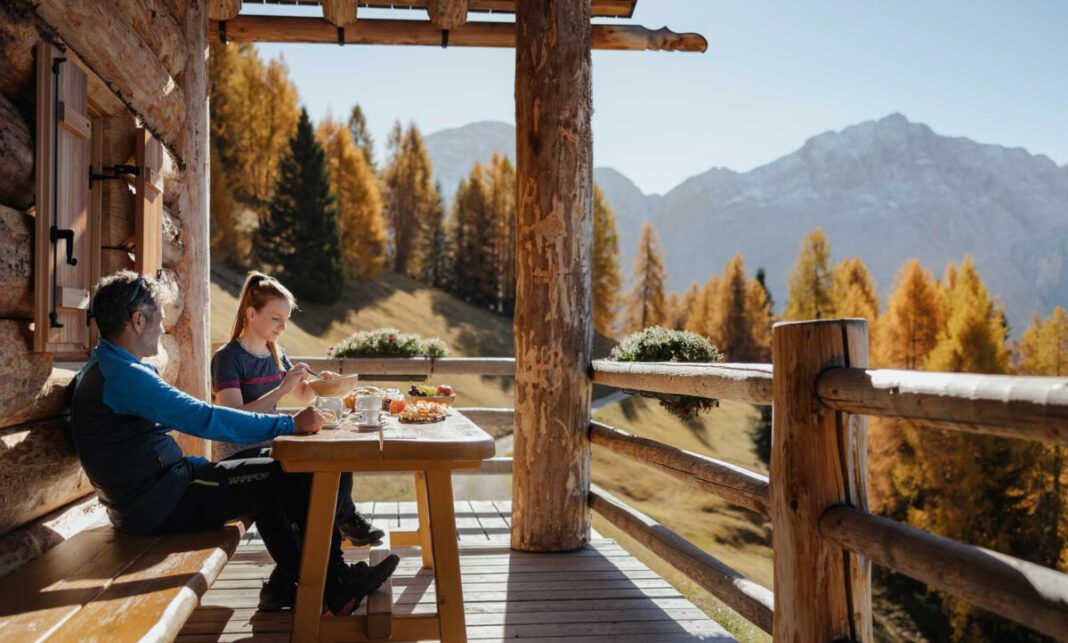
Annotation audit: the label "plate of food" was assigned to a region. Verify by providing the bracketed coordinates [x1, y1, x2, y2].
[397, 401, 449, 424]
[407, 383, 456, 407]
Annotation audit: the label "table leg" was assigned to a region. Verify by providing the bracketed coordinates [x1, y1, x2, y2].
[291, 471, 340, 643]
[414, 471, 434, 569]
[425, 469, 467, 642]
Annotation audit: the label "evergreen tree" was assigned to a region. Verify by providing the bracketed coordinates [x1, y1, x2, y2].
[623, 221, 668, 333]
[869, 260, 944, 516]
[709, 254, 764, 361]
[209, 137, 246, 268]
[449, 164, 496, 306]
[592, 184, 623, 336]
[784, 228, 833, 321]
[1016, 308, 1068, 576]
[487, 154, 517, 313]
[686, 275, 722, 339]
[208, 42, 300, 266]
[755, 267, 775, 314]
[1017, 307, 1068, 376]
[750, 406, 773, 467]
[909, 258, 1033, 641]
[745, 277, 774, 361]
[423, 181, 451, 289]
[382, 122, 438, 277]
[664, 292, 683, 330]
[830, 256, 880, 323]
[257, 109, 343, 304]
[257, 57, 301, 203]
[316, 115, 386, 280]
[876, 260, 944, 370]
[673, 282, 701, 331]
[347, 103, 375, 169]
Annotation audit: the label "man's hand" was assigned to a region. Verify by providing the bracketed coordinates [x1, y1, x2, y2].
[294, 406, 323, 434]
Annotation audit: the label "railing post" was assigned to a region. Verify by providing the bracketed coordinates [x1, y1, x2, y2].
[771, 319, 872, 642]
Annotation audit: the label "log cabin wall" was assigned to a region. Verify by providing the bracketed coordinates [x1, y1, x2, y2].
[0, 0, 208, 577]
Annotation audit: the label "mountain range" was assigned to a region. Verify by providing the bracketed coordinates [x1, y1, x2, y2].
[424, 114, 1068, 332]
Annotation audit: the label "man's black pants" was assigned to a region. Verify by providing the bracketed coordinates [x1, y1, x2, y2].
[154, 447, 346, 585]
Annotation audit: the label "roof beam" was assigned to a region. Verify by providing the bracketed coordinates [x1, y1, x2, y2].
[208, 16, 707, 52]
[427, 0, 468, 30]
[321, 0, 357, 27]
[239, 1, 637, 19]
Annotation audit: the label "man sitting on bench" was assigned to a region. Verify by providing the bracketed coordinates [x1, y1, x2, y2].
[70, 270, 398, 615]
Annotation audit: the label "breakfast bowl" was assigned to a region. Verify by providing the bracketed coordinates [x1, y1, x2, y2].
[307, 373, 360, 397]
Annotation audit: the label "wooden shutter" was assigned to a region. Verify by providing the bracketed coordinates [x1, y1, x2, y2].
[34, 42, 92, 356]
[134, 127, 163, 275]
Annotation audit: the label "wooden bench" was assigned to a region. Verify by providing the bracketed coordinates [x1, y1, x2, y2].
[0, 520, 247, 642]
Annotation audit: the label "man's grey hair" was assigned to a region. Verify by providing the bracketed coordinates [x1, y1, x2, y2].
[90, 270, 170, 340]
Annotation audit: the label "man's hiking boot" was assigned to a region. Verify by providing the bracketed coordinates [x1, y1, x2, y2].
[257, 562, 372, 612]
[323, 555, 400, 617]
[337, 511, 386, 546]
[257, 566, 297, 611]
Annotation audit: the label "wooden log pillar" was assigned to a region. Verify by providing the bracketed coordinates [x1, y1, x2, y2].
[511, 0, 594, 552]
[770, 319, 872, 642]
[171, 0, 210, 459]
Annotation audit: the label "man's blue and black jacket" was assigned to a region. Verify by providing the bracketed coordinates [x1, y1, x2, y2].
[71, 339, 295, 533]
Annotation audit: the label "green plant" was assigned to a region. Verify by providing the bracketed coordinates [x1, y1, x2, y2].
[330, 327, 449, 358]
[609, 326, 723, 420]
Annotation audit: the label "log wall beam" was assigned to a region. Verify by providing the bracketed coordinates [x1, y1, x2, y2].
[0, 94, 34, 210]
[21, 0, 187, 163]
[511, 0, 593, 552]
[208, 16, 708, 52]
[0, 206, 34, 319]
[0, 494, 107, 578]
[171, 0, 209, 458]
[112, 0, 189, 79]
[0, 417, 92, 534]
[770, 319, 872, 642]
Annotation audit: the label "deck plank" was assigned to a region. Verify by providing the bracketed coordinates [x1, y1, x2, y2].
[177, 502, 736, 642]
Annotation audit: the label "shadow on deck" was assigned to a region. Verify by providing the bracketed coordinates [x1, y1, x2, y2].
[177, 501, 735, 642]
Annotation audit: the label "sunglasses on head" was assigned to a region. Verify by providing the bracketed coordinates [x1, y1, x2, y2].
[127, 269, 164, 305]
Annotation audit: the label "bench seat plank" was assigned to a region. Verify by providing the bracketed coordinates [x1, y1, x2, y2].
[0, 521, 246, 643]
[49, 523, 246, 642]
[0, 528, 161, 640]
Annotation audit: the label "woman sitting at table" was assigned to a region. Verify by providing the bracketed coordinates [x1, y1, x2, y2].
[211, 272, 385, 551]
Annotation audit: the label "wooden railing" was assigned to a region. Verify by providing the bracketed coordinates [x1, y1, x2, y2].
[295, 323, 1068, 641]
[590, 318, 1068, 641]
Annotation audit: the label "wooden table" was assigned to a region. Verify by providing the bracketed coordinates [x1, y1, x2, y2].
[272, 411, 494, 643]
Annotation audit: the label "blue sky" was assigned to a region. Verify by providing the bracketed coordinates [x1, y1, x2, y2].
[250, 1, 1068, 195]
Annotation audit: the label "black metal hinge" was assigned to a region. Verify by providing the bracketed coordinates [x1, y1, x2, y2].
[89, 164, 140, 189]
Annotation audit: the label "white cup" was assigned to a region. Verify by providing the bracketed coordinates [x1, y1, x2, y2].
[356, 407, 382, 426]
[356, 393, 382, 411]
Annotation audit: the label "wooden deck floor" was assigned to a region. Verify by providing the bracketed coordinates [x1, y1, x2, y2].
[177, 501, 736, 642]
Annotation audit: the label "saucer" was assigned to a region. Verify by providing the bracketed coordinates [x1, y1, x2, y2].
[356, 421, 386, 432]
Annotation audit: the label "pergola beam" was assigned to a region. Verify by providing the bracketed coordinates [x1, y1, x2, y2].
[240, 0, 638, 19]
[208, 16, 707, 52]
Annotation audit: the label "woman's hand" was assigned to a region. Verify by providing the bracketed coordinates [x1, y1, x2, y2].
[280, 363, 310, 395]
